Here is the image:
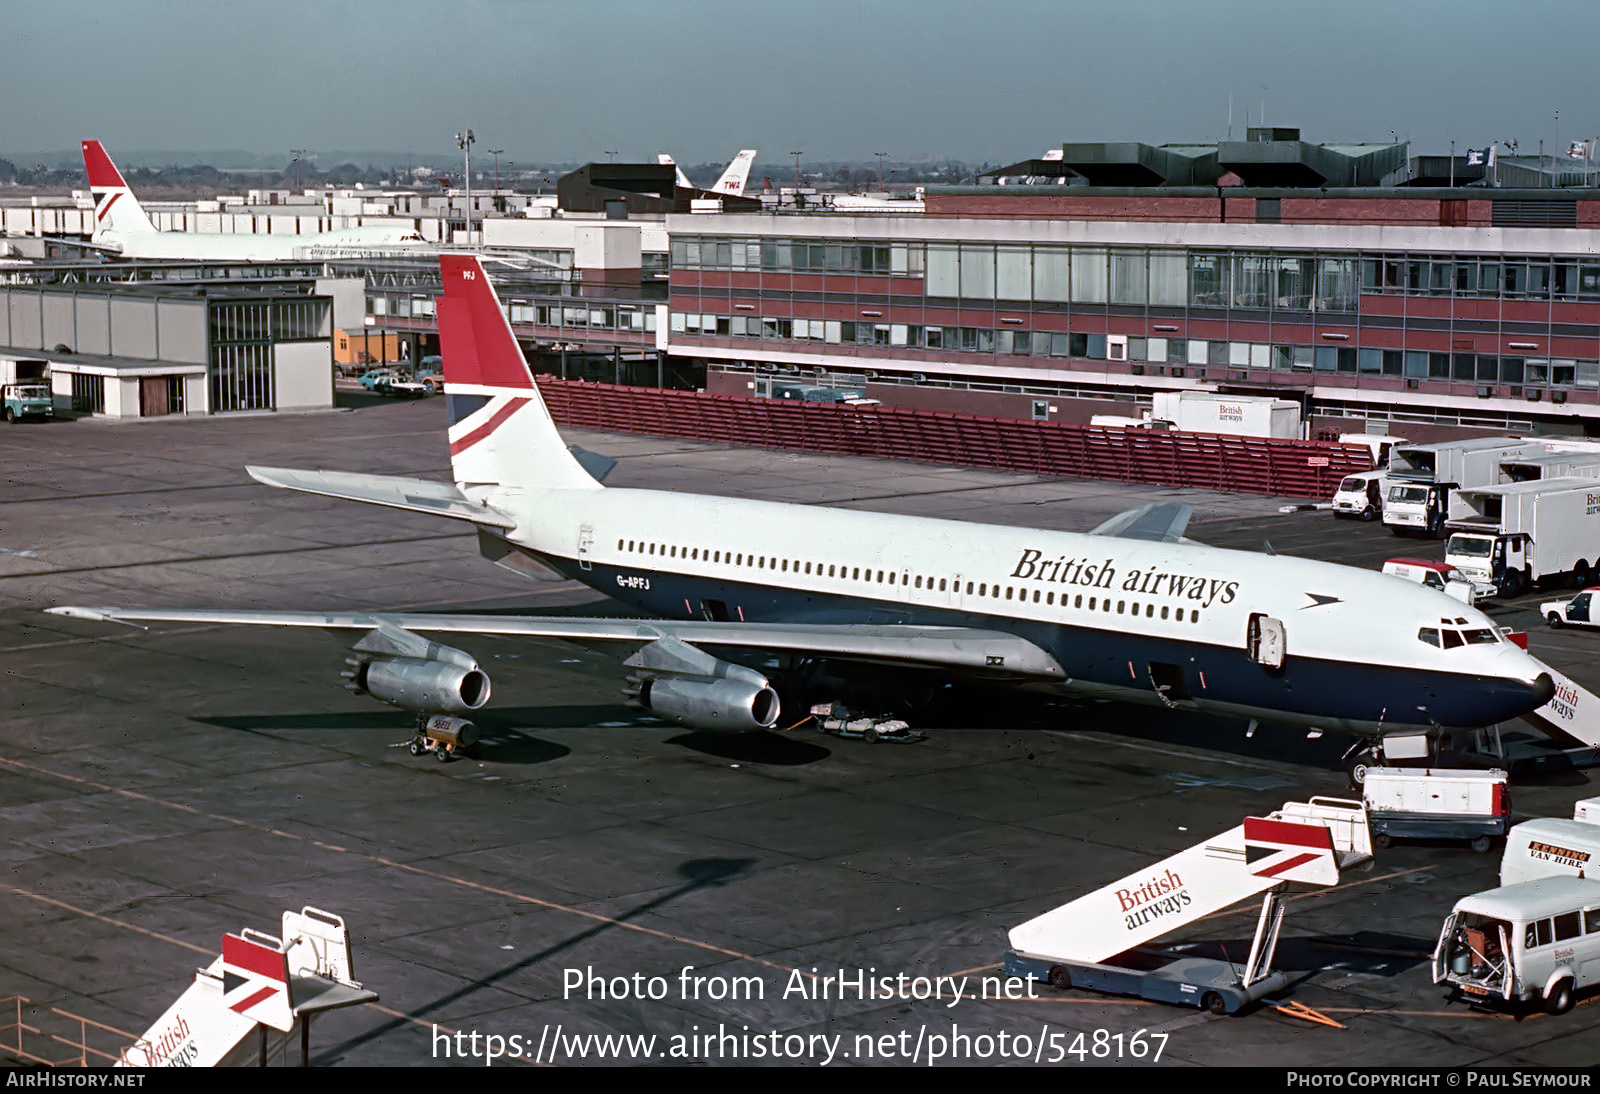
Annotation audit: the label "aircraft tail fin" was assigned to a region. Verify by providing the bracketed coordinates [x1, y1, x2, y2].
[81, 140, 156, 241]
[657, 153, 694, 191]
[712, 150, 758, 197]
[437, 254, 599, 492]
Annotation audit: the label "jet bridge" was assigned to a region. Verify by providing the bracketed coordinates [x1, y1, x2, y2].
[1005, 798, 1370, 1014]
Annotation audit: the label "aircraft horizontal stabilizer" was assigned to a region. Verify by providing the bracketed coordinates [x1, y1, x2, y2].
[1089, 502, 1193, 544]
[245, 466, 517, 528]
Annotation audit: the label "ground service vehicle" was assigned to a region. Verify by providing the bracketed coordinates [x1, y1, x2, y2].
[1361, 768, 1509, 851]
[1434, 877, 1600, 1014]
[0, 357, 53, 422]
[1333, 471, 1389, 521]
[1543, 589, 1600, 628]
[1381, 558, 1481, 603]
[1384, 438, 1538, 537]
[1445, 478, 1600, 596]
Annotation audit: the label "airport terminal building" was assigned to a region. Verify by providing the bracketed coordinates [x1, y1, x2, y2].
[14, 130, 1600, 440]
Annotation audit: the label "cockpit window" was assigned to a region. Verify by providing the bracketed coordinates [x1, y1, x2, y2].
[1418, 628, 1441, 647]
[1462, 628, 1499, 645]
[1442, 629, 1464, 649]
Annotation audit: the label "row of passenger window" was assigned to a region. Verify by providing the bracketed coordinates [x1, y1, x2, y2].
[616, 538, 1203, 625]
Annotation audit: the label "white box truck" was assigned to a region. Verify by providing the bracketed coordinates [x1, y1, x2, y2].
[1147, 391, 1302, 438]
[1443, 477, 1600, 596]
[1382, 438, 1538, 537]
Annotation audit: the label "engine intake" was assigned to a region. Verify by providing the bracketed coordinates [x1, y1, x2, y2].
[640, 676, 781, 732]
[346, 657, 491, 715]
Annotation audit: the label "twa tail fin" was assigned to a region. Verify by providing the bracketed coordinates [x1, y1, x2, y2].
[712, 150, 757, 197]
[437, 254, 598, 492]
[81, 141, 156, 241]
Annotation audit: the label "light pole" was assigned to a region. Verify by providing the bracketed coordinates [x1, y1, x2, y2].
[291, 149, 306, 191]
[790, 151, 803, 190]
[603, 150, 616, 164]
[454, 128, 474, 236]
[874, 151, 887, 190]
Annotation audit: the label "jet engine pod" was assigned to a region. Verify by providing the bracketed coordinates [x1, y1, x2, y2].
[354, 657, 492, 715]
[640, 676, 781, 731]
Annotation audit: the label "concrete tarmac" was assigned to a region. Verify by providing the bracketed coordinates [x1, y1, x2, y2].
[0, 397, 1595, 1067]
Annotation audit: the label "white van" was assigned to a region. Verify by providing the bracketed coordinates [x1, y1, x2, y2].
[1380, 558, 1481, 604]
[1332, 470, 1389, 521]
[1501, 816, 1600, 886]
[1433, 876, 1600, 1013]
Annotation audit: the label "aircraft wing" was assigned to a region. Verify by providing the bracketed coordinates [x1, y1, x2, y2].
[46, 607, 1066, 679]
[244, 466, 517, 529]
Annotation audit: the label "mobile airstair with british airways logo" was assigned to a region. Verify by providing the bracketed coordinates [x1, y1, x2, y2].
[1005, 798, 1372, 1015]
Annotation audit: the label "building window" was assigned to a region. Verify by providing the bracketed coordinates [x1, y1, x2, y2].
[70, 372, 104, 414]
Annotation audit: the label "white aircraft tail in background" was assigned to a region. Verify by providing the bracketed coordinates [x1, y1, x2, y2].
[82, 139, 158, 242]
[711, 149, 758, 197]
[658, 149, 758, 196]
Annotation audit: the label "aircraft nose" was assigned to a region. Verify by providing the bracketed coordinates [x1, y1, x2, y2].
[1529, 671, 1556, 708]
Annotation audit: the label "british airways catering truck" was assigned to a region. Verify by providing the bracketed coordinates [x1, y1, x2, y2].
[1444, 478, 1600, 596]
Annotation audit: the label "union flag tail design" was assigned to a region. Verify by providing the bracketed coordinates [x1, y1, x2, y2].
[81, 140, 157, 242]
[437, 254, 598, 491]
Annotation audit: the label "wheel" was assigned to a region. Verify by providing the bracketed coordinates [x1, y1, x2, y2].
[435, 745, 452, 763]
[1, 408, 11, 423]
[1549, 612, 1565, 629]
[408, 739, 423, 756]
[1545, 979, 1574, 1016]
[1360, 504, 1378, 522]
[1047, 965, 1072, 990]
[1470, 835, 1492, 854]
[1572, 562, 1592, 589]
[864, 727, 880, 744]
[1347, 754, 1377, 788]
[1202, 991, 1227, 1016]
[1374, 833, 1393, 850]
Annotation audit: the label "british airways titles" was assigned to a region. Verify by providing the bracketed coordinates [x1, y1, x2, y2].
[1010, 551, 1240, 609]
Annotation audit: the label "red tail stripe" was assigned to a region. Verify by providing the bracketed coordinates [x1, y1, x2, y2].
[95, 192, 121, 223]
[229, 986, 278, 1016]
[1252, 851, 1319, 878]
[1243, 816, 1334, 850]
[449, 397, 530, 457]
[81, 141, 128, 189]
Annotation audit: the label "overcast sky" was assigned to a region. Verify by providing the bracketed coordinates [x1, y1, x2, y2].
[15, 0, 1600, 166]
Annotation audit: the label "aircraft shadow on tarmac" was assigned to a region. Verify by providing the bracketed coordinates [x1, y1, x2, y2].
[200, 711, 572, 765]
[312, 855, 757, 1065]
[665, 728, 833, 765]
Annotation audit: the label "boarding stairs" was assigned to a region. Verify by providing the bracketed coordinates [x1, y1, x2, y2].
[118, 907, 376, 1068]
[1008, 797, 1371, 967]
[1520, 657, 1600, 750]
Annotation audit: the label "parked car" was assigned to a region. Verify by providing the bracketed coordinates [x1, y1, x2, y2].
[1542, 588, 1600, 628]
[358, 369, 429, 398]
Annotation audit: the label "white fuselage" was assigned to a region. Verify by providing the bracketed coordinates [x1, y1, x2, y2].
[98, 225, 429, 262]
[475, 481, 1553, 734]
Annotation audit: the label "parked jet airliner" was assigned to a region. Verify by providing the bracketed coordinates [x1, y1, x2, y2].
[82, 140, 429, 261]
[53, 256, 1557, 744]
